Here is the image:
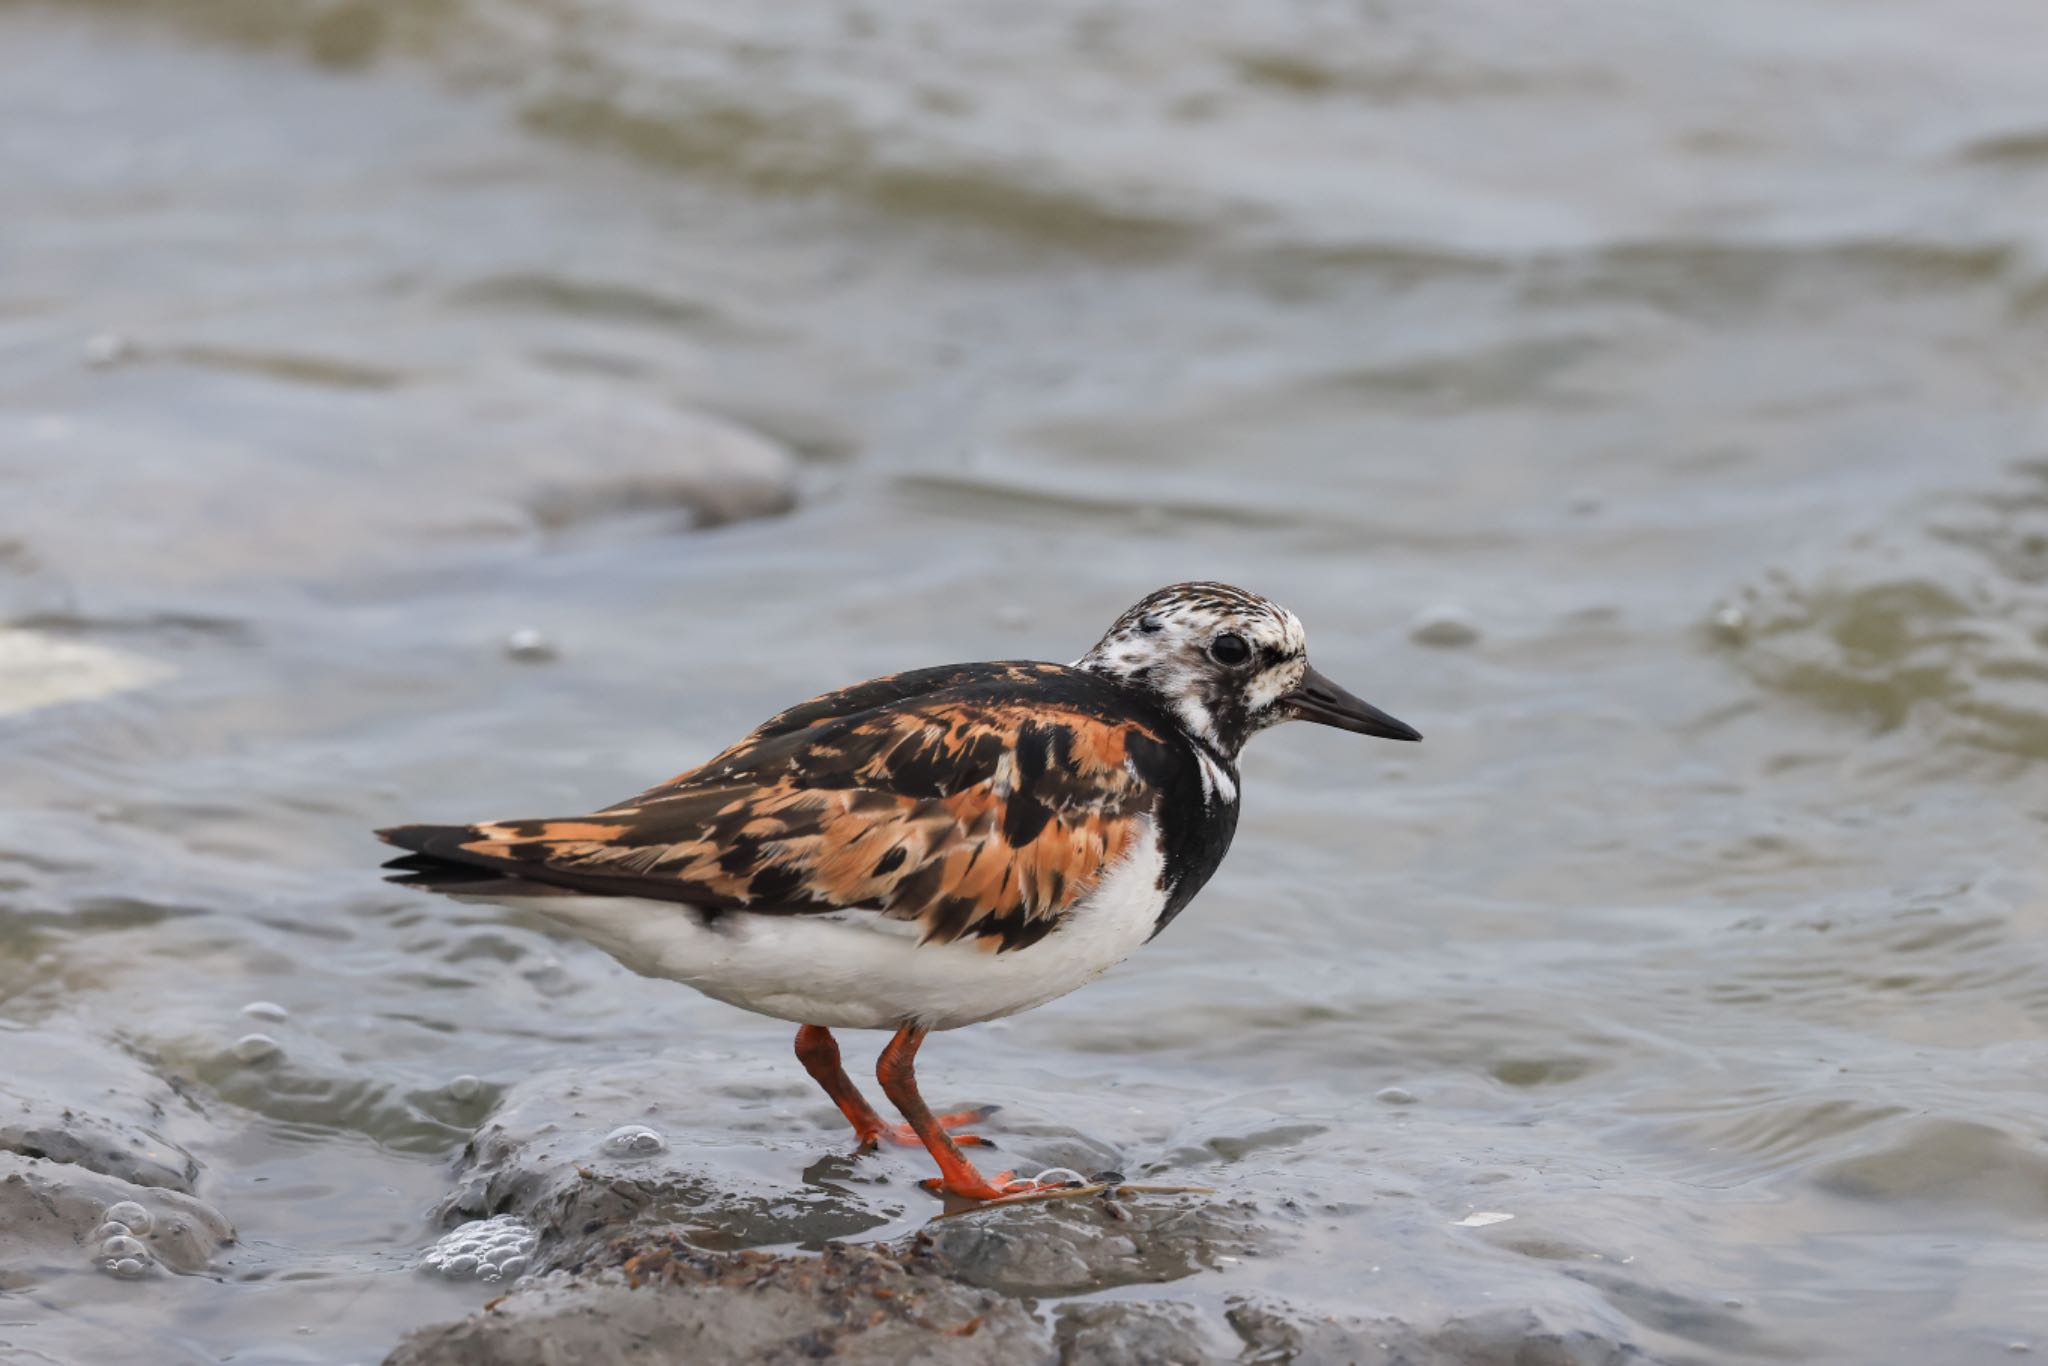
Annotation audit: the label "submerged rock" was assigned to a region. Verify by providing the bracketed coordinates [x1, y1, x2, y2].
[0, 1029, 231, 1288]
[386, 1240, 1047, 1366]
[1227, 1296, 1650, 1365]
[391, 1061, 1654, 1364]
[437, 1062, 895, 1264]
[914, 1194, 1265, 1297]
[0, 1153, 234, 1283]
[1052, 1300, 1226, 1364]
[0, 1029, 207, 1192]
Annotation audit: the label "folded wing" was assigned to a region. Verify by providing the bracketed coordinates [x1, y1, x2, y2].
[379, 671, 1169, 953]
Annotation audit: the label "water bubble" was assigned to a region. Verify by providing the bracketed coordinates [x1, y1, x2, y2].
[504, 628, 557, 663]
[233, 1033, 281, 1063]
[447, 1074, 483, 1101]
[241, 1001, 290, 1022]
[1374, 1086, 1417, 1106]
[420, 1214, 537, 1283]
[91, 1222, 132, 1242]
[109, 1257, 149, 1279]
[602, 1124, 667, 1158]
[103, 1201, 152, 1234]
[99, 1234, 148, 1260]
[1410, 605, 1480, 649]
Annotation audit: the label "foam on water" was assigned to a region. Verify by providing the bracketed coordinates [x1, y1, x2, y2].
[601, 1124, 668, 1158]
[0, 629, 171, 718]
[95, 1227, 153, 1280]
[419, 1215, 537, 1283]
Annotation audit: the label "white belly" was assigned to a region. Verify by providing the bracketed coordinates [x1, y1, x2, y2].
[528, 821, 1167, 1032]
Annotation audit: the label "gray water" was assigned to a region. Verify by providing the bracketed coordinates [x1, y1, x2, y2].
[6, 1, 2048, 1360]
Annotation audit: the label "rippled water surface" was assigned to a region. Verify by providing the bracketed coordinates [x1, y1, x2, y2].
[7, 1, 2048, 1360]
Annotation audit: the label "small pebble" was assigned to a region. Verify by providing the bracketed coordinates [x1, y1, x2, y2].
[602, 1124, 667, 1157]
[103, 1201, 151, 1235]
[241, 1001, 290, 1022]
[82, 332, 136, 368]
[1709, 603, 1749, 644]
[447, 1074, 483, 1101]
[504, 628, 557, 663]
[1410, 605, 1480, 648]
[1374, 1086, 1417, 1106]
[233, 1033, 281, 1063]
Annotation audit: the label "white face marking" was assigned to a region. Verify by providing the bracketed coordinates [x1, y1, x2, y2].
[1076, 582, 1314, 757]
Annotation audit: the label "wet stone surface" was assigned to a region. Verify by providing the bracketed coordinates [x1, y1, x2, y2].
[0, 1154, 234, 1284]
[0, 1030, 207, 1193]
[392, 1060, 1650, 1364]
[385, 1220, 1657, 1366]
[437, 1062, 898, 1263]
[912, 1194, 1268, 1298]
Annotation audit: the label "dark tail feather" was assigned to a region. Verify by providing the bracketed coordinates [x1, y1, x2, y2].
[376, 824, 571, 898]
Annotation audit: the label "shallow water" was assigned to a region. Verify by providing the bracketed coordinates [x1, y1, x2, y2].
[6, 1, 2048, 1360]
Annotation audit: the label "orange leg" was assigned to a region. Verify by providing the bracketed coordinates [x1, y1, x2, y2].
[796, 1025, 991, 1149]
[875, 1024, 1035, 1200]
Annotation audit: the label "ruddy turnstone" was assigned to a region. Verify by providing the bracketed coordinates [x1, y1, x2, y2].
[378, 582, 1418, 1201]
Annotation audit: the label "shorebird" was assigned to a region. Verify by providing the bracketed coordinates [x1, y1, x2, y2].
[378, 582, 1419, 1200]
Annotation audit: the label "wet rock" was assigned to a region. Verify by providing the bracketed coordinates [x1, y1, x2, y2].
[914, 1194, 1266, 1297]
[17, 370, 798, 597]
[385, 1240, 1048, 1366]
[0, 1152, 234, 1283]
[0, 1031, 204, 1192]
[1053, 1300, 1225, 1364]
[438, 1063, 892, 1265]
[1410, 604, 1481, 648]
[396, 1065, 1656, 1365]
[521, 405, 796, 532]
[1226, 1296, 1649, 1366]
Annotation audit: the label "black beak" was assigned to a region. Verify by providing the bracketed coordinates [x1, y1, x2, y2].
[1282, 664, 1421, 741]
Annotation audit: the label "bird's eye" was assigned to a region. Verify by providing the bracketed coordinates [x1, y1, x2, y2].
[1209, 632, 1251, 666]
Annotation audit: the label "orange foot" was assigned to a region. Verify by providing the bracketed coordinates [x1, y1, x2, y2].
[919, 1168, 1045, 1201]
[874, 1105, 998, 1150]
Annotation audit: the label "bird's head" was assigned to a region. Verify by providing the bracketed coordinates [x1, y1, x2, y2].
[1076, 581, 1420, 759]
